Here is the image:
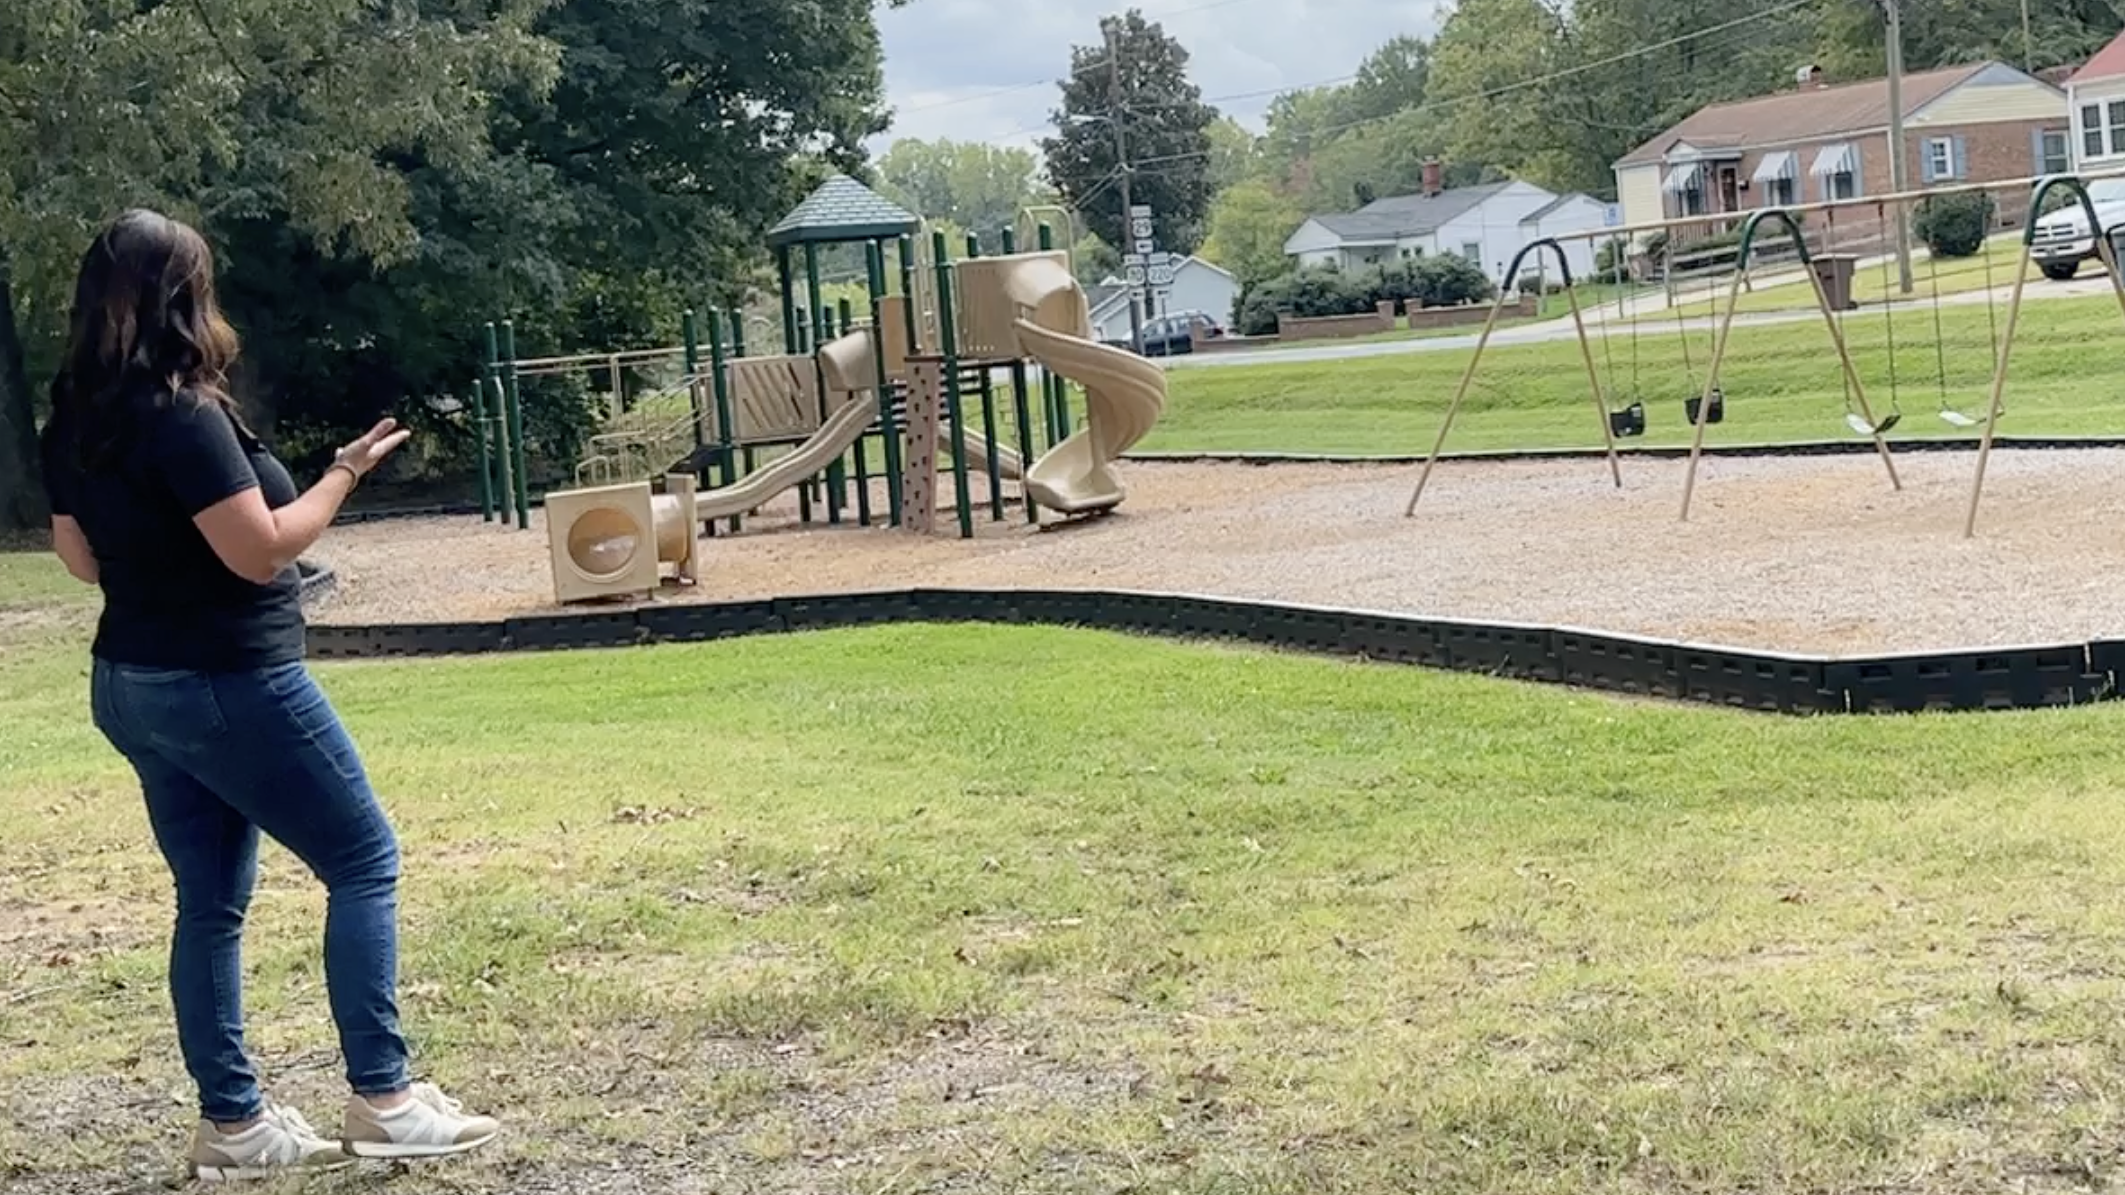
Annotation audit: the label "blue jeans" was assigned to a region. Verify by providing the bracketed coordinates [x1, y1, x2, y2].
[91, 658, 410, 1123]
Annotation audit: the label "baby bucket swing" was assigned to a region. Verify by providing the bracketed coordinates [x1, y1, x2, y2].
[1594, 241, 1645, 437]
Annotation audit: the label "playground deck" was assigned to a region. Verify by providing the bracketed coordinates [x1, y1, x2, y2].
[316, 450, 2125, 656]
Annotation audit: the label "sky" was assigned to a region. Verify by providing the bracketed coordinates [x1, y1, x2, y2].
[869, 0, 1446, 154]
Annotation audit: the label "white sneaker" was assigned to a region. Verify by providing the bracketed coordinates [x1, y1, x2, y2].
[190, 1104, 352, 1183]
[341, 1082, 501, 1159]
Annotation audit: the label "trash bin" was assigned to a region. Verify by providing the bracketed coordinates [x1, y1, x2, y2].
[1812, 254, 1859, 310]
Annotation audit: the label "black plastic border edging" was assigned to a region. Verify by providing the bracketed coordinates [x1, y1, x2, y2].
[327, 438, 2125, 526]
[306, 588, 2121, 718]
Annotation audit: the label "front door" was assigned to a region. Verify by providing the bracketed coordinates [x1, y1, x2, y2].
[1719, 165, 1741, 213]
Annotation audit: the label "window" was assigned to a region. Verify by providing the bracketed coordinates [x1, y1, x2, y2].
[1829, 171, 1857, 201]
[1461, 242, 1482, 265]
[1764, 177, 1795, 207]
[1925, 137, 1955, 181]
[2041, 129, 2071, 175]
[2091, 101, 2125, 158]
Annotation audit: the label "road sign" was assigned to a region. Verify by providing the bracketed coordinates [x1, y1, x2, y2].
[1130, 216, 1153, 239]
[1123, 264, 1147, 285]
[1122, 252, 1146, 266]
[1147, 264, 1176, 287]
[1133, 238, 1156, 255]
[1129, 204, 1152, 219]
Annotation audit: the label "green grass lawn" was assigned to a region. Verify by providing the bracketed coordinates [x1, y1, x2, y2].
[10, 551, 2125, 1192]
[1146, 290, 2125, 456]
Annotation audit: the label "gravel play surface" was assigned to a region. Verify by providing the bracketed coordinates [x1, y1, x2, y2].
[313, 449, 2125, 656]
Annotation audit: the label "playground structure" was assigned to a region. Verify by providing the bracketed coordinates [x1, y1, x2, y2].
[1401, 167, 2125, 539]
[464, 175, 1167, 604]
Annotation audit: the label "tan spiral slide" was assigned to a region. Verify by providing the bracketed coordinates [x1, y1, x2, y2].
[987, 254, 1167, 515]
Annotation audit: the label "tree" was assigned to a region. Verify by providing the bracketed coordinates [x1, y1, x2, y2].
[875, 139, 1042, 237]
[1041, 9, 1217, 254]
[1199, 181, 1304, 286]
[1346, 35, 1432, 125]
[1205, 116, 1262, 191]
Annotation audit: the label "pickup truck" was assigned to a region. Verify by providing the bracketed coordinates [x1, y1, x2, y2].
[2030, 176, 2125, 280]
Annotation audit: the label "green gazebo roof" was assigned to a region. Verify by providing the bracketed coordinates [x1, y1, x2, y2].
[765, 173, 921, 248]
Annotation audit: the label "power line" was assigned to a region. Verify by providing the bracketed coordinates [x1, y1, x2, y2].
[984, 0, 1811, 149]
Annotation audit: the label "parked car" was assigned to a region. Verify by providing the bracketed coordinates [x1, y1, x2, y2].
[1104, 310, 1225, 357]
[2029, 176, 2125, 281]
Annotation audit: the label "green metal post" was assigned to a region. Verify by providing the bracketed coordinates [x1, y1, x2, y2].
[722, 309, 757, 515]
[681, 309, 707, 452]
[836, 297, 873, 527]
[898, 235, 921, 355]
[1035, 224, 1066, 448]
[933, 231, 974, 540]
[471, 382, 495, 522]
[499, 320, 529, 529]
[804, 243, 844, 525]
[776, 247, 799, 356]
[707, 310, 741, 534]
[865, 241, 904, 527]
[479, 322, 501, 522]
[999, 228, 1017, 254]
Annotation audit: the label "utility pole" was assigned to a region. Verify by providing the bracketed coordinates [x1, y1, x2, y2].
[1884, 0, 1914, 295]
[1106, 20, 1145, 355]
[2022, 0, 2035, 72]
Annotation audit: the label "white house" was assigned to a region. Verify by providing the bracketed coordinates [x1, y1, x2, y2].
[1086, 255, 1241, 342]
[2068, 31, 2125, 170]
[1281, 175, 1609, 285]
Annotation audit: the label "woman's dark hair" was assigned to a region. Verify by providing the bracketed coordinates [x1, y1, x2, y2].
[49, 209, 243, 468]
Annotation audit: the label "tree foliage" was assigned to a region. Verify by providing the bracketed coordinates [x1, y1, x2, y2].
[1199, 181, 1305, 286]
[1041, 9, 1217, 253]
[0, 0, 905, 529]
[875, 139, 1043, 237]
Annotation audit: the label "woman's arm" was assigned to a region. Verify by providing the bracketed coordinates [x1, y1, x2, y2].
[191, 418, 411, 586]
[193, 467, 361, 585]
[50, 516, 98, 584]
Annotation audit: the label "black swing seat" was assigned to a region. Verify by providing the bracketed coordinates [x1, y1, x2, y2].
[1609, 401, 1646, 438]
[1685, 388, 1724, 426]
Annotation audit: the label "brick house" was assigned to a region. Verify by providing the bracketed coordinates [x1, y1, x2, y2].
[1612, 62, 2070, 244]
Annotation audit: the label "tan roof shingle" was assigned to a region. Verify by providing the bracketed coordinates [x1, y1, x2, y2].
[1615, 63, 1991, 168]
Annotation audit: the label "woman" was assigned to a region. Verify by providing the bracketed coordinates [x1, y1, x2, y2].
[38, 210, 500, 1182]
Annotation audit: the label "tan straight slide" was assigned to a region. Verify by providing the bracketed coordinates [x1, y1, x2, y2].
[692, 330, 880, 522]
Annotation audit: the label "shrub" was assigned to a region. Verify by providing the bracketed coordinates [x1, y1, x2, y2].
[1235, 253, 1495, 336]
[1233, 265, 1373, 335]
[1914, 191, 1995, 259]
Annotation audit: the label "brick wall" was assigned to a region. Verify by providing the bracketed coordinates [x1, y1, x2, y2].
[1277, 301, 1398, 342]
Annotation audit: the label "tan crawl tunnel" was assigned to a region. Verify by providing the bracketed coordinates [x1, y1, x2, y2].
[545, 474, 701, 604]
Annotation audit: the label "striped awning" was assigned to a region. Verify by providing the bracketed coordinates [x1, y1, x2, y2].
[1809, 143, 1857, 177]
[1661, 162, 1705, 195]
[1752, 150, 1799, 182]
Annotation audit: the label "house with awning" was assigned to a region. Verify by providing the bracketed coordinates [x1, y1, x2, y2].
[1613, 61, 2068, 240]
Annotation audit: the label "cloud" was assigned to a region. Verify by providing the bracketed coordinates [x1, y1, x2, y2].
[869, 0, 1445, 153]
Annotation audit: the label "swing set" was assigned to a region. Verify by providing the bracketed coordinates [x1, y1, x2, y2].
[1402, 173, 2031, 520]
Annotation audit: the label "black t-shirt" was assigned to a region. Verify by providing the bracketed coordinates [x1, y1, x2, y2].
[41, 386, 307, 671]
